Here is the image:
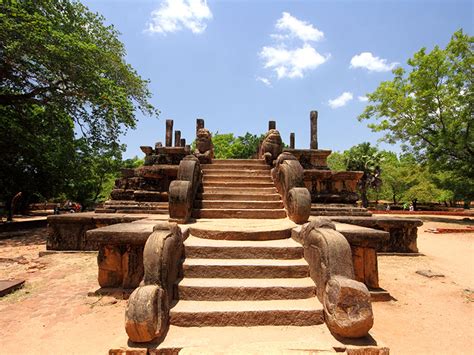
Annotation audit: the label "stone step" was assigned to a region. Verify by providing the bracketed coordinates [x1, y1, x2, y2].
[201, 186, 278, 194]
[192, 208, 287, 219]
[184, 235, 301, 258]
[194, 200, 283, 209]
[202, 164, 270, 171]
[202, 182, 276, 188]
[202, 169, 271, 177]
[197, 192, 281, 201]
[212, 159, 267, 165]
[182, 258, 308, 278]
[169, 297, 324, 326]
[177, 277, 316, 301]
[203, 175, 273, 183]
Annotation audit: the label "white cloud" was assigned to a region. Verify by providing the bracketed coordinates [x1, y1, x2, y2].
[328, 92, 353, 108]
[350, 52, 398, 72]
[258, 12, 329, 80]
[260, 44, 329, 79]
[256, 76, 272, 87]
[147, 0, 212, 35]
[275, 12, 324, 42]
[358, 95, 369, 102]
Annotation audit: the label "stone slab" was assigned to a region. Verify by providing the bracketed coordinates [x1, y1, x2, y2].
[86, 222, 161, 245]
[330, 215, 423, 253]
[0, 279, 25, 297]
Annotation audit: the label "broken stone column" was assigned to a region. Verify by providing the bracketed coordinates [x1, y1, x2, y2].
[174, 130, 181, 147]
[290, 133, 295, 149]
[165, 119, 173, 147]
[268, 120, 276, 130]
[310, 111, 318, 150]
[196, 118, 205, 136]
[180, 138, 186, 147]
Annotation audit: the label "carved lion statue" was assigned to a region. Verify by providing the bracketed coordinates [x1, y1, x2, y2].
[259, 129, 283, 165]
[194, 128, 214, 164]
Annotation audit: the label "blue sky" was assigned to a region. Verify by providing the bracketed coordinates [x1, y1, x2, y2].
[82, 0, 472, 158]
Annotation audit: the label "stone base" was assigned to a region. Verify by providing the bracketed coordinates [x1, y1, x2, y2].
[330, 216, 423, 253]
[47, 213, 146, 251]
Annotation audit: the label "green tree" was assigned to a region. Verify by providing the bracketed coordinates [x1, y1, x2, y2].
[359, 30, 473, 202]
[327, 151, 346, 171]
[378, 152, 418, 205]
[344, 143, 383, 208]
[0, 1, 156, 217]
[212, 132, 263, 159]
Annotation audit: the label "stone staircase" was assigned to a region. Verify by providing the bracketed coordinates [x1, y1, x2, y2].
[170, 220, 324, 327]
[192, 159, 287, 219]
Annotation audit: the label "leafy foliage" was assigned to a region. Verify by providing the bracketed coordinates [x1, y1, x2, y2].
[359, 30, 474, 180]
[212, 132, 263, 159]
[0, 0, 156, 215]
[344, 143, 383, 208]
[0, 0, 157, 146]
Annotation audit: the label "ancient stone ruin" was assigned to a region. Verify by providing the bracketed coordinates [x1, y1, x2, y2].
[47, 111, 423, 353]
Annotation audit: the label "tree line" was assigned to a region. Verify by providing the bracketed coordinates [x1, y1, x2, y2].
[328, 143, 473, 209]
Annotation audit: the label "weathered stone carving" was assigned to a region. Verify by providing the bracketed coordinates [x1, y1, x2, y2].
[271, 152, 310, 224]
[194, 128, 214, 164]
[169, 155, 202, 223]
[125, 223, 184, 343]
[259, 129, 283, 165]
[300, 217, 374, 338]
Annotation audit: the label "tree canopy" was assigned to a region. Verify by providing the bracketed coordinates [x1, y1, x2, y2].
[359, 30, 473, 180]
[0, 0, 157, 216]
[212, 132, 263, 159]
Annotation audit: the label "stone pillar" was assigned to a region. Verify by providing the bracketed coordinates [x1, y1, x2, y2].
[180, 138, 186, 147]
[290, 133, 295, 149]
[174, 130, 181, 147]
[268, 120, 276, 130]
[310, 111, 318, 150]
[165, 119, 173, 147]
[196, 118, 205, 135]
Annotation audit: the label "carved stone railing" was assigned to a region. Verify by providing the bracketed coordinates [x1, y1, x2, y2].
[125, 223, 184, 343]
[299, 217, 374, 338]
[168, 155, 202, 224]
[271, 152, 311, 224]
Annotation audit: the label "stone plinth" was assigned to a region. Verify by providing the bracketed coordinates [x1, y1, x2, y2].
[86, 222, 159, 289]
[283, 148, 331, 169]
[330, 216, 423, 253]
[145, 146, 191, 166]
[47, 213, 145, 251]
[304, 169, 363, 204]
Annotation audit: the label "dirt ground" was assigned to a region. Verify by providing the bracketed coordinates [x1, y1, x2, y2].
[0, 216, 473, 354]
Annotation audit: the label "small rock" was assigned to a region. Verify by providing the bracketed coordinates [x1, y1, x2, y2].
[416, 269, 445, 278]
